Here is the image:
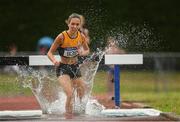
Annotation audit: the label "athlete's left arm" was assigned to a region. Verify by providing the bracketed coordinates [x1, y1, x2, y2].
[79, 33, 90, 56]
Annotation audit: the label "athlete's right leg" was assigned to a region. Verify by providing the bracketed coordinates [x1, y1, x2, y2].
[58, 75, 73, 115]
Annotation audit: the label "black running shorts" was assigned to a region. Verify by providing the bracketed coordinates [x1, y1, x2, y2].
[56, 63, 81, 79]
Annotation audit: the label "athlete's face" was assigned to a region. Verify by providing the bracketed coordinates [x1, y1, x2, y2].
[68, 18, 81, 33]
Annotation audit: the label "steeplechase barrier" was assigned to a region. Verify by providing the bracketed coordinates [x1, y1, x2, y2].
[105, 54, 143, 107]
[0, 54, 143, 118]
[0, 54, 143, 107]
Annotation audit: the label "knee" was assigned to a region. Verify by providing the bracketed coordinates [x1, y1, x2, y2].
[66, 91, 73, 99]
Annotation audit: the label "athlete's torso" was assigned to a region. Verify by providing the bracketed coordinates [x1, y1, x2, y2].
[58, 31, 84, 64]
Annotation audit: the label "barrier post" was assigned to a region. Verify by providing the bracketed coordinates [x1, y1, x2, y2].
[114, 65, 120, 107]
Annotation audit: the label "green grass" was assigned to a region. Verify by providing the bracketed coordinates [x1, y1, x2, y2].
[123, 92, 180, 115]
[93, 71, 180, 115]
[0, 71, 180, 115]
[0, 74, 32, 96]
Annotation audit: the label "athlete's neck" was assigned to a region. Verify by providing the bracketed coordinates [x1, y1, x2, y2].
[67, 30, 78, 38]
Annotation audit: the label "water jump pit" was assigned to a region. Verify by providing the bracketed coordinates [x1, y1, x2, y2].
[0, 95, 174, 121]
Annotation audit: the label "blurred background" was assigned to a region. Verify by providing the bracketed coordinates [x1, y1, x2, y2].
[0, 0, 179, 52]
[0, 0, 180, 115]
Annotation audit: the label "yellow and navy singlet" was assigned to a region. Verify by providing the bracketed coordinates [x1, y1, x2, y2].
[58, 31, 85, 58]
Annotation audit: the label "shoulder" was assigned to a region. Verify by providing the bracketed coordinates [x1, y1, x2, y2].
[57, 32, 65, 40]
[55, 32, 64, 44]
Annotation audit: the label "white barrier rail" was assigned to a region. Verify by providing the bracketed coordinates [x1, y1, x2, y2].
[105, 54, 143, 65]
[29, 55, 61, 66]
[0, 54, 143, 66]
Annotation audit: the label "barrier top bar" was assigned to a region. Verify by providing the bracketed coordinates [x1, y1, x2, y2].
[0, 54, 143, 66]
[105, 54, 143, 65]
[29, 55, 60, 66]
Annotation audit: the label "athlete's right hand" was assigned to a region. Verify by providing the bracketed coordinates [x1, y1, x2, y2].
[53, 60, 60, 66]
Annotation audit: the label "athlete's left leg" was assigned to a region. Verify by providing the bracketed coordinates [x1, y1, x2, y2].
[72, 78, 86, 100]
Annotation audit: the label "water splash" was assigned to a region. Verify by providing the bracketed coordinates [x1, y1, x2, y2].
[17, 50, 105, 115]
[105, 23, 162, 52]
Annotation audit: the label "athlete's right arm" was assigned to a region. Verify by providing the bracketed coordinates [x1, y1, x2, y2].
[47, 33, 63, 66]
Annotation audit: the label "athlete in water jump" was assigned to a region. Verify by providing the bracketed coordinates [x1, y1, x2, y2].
[47, 13, 90, 118]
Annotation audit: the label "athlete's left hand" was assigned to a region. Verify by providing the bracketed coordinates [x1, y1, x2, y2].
[77, 46, 84, 56]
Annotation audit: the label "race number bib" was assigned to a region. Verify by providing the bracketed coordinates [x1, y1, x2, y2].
[63, 47, 78, 57]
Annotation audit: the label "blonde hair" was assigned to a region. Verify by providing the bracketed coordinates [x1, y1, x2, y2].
[65, 13, 81, 24]
[80, 15, 85, 27]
